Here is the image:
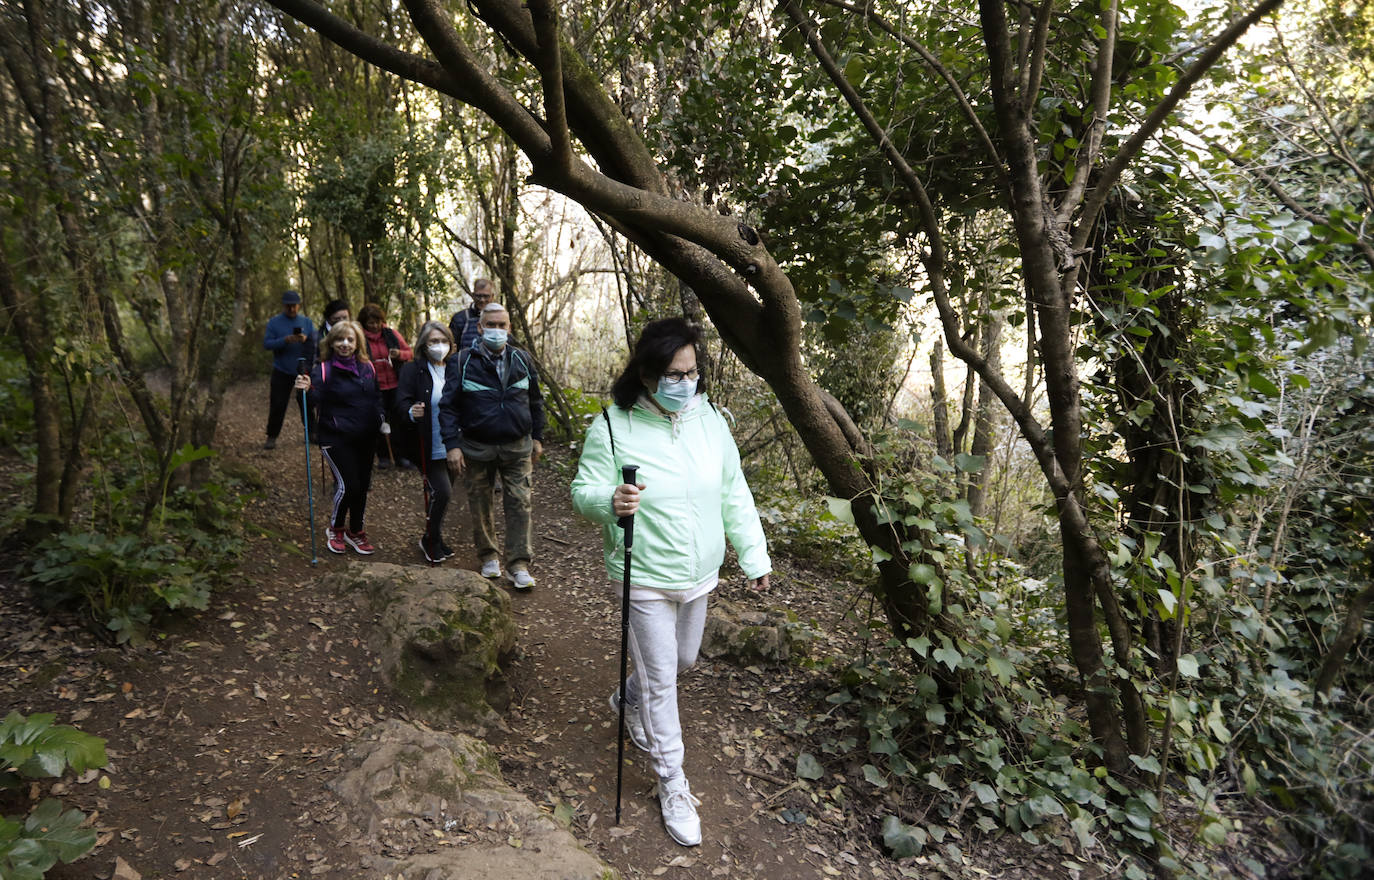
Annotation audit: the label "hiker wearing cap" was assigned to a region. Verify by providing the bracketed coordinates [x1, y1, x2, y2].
[262, 289, 317, 450]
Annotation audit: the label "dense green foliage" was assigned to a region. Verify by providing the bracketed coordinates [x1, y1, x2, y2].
[0, 712, 107, 879]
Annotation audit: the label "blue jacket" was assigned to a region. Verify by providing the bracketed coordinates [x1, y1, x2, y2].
[439, 344, 544, 447]
[306, 357, 384, 446]
[263, 313, 318, 374]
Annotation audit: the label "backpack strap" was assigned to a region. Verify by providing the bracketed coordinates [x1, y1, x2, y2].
[601, 407, 616, 462]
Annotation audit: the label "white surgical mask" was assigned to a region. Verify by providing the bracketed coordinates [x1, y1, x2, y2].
[427, 342, 450, 362]
[653, 376, 697, 412]
[481, 328, 508, 351]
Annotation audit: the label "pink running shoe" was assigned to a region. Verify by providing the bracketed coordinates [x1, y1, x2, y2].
[344, 530, 375, 555]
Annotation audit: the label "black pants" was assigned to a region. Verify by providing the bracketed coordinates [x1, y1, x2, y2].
[422, 460, 452, 545]
[377, 387, 406, 464]
[323, 435, 377, 532]
[266, 368, 306, 440]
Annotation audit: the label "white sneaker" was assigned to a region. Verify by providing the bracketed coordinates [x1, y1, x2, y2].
[657, 773, 701, 846]
[480, 558, 501, 578]
[608, 689, 650, 752]
[511, 568, 536, 591]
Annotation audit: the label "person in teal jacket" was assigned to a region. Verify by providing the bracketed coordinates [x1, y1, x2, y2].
[571, 317, 771, 849]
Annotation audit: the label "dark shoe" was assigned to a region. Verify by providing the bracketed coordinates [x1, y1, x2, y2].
[398, 458, 417, 470]
[438, 540, 456, 561]
[263, 437, 277, 450]
[377, 458, 392, 470]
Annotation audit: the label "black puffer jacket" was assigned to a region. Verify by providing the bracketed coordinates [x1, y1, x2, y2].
[395, 358, 458, 461]
[306, 357, 384, 446]
[438, 344, 544, 447]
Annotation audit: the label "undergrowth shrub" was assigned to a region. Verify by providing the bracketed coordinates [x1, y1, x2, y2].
[0, 712, 106, 879]
[20, 439, 249, 644]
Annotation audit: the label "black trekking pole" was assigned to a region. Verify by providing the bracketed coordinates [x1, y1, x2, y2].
[297, 358, 318, 566]
[614, 463, 639, 824]
[418, 408, 435, 564]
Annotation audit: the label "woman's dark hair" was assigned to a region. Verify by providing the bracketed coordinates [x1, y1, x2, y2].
[610, 317, 705, 409]
[323, 298, 350, 323]
[358, 303, 385, 326]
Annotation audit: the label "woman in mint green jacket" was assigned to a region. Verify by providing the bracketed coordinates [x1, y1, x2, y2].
[571, 318, 770, 849]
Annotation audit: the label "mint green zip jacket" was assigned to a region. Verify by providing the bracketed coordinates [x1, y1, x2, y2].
[571, 394, 771, 590]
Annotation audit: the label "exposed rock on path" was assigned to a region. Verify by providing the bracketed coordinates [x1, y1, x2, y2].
[330, 562, 517, 728]
[330, 718, 617, 879]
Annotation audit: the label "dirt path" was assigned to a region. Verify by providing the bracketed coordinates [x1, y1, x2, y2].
[1, 379, 1053, 880]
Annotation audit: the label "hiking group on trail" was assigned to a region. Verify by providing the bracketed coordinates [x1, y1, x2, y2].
[269, 280, 544, 589]
[266, 290, 774, 849]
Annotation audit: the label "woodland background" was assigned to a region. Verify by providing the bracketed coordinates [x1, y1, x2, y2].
[0, 0, 1370, 878]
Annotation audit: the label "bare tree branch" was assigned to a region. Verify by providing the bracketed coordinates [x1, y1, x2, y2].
[1074, 0, 1285, 250]
[1056, 0, 1117, 226]
[814, 0, 1007, 189]
[1021, 0, 1052, 114]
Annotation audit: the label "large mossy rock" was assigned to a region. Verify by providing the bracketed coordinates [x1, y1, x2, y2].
[330, 718, 618, 880]
[328, 562, 517, 727]
[700, 597, 805, 665]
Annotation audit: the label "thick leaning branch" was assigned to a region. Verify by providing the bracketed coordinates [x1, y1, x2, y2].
[268, 0, 772, 286]
[1074, 0, 1285, 250]
[526, 0, 571, 174]
[467, 0, 666, 194]
[263, 0, 472, 101]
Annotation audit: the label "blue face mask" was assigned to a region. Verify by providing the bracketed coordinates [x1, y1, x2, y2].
[481, 328, 507, 351]
[653, 377, 697, 412]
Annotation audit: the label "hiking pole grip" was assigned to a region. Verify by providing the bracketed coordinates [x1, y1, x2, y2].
[618, 465, 639, 545]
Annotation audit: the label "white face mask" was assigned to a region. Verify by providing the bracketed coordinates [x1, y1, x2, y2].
[653, 376, 698, 412]
[426, 342, 450, 362]
[481, 327, 508, 351]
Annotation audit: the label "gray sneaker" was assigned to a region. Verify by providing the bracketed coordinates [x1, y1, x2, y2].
[608, 689, 650, 752]
[657, 773, 701, 846]
[480, 558, 501, 579]
[511, 568, 536, 591]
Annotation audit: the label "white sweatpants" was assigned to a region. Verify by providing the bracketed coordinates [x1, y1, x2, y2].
[623, 591, 709, 780]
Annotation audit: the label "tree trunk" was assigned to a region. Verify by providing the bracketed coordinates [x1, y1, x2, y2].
[1314, 579, 1374, 697]
[930, 339, 953, 459]
[966, 317, 1002, 518]
[0, 250, 64, 535]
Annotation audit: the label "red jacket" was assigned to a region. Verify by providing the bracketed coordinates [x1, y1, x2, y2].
[363, 326, 413, 391]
